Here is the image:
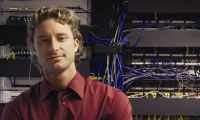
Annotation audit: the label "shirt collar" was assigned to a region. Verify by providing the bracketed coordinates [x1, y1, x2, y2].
[38, 78, 52, 103]
[68, 71, 84, 99]
[38, 71, 85, 103]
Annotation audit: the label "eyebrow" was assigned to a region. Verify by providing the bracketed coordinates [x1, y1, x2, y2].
[37, 35, 49, 39]
[37, 33, 69, 39]
[56, 33, 69, 36]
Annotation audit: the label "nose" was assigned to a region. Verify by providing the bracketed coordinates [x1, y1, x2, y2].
[49, 38, 59, 52]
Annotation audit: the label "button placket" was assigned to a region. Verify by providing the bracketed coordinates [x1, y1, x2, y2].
[62, 102, 65, 105]
[60, 92, 66, 106]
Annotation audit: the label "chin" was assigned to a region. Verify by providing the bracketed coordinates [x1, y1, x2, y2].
[43, 61, 74, 72]
[52, 64, 67, 70]
[44, 63, 66, 71]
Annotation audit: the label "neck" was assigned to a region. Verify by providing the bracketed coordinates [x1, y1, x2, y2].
[43, 63, 77, 91]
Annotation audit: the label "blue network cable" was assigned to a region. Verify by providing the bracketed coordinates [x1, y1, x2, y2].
[9, 77, 16, 87]
[122, 20, 145, 56]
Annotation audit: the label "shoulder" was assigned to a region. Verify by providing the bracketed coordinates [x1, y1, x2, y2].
[84, 78, 132, 119]
[8, 81, 42, 105]
[84, 78, 128, 104]
[85, 78, 120, 95]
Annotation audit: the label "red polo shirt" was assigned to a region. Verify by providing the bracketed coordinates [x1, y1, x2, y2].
[1, 71, 132, 120]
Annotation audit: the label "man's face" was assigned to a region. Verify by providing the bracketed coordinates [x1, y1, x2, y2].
[32, 18, 79, 73]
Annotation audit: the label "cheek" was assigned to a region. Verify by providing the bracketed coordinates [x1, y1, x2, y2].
[62, 42, 75, 51]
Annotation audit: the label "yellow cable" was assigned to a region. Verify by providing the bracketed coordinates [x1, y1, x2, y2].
[103, 54, 110, 80]
[127, 93, 143, 98]
[148, 116, 150, 120]
[176, 77, 183, 94]
[153, 115, 156, 120]
[178, 116, 183, 120]
[13, 52, 16, 59]
[152, 92, 157, 98]
[7, 53, 12, 59]
[184, 85, 194, 97]
[7, 52, 15, 60]
[105, 2, 128, 84]
[186, 47, 189, 54]
[110, 25, 119, 44]
[112, 54, 116, 77]
[89, 76, 103, 80]
[154, 13, 157, 21]
[104, 24, 119, 83]
[158, 116, 162, 120]
[167, 116, 170, 120]
[146, 92, 148, 98]
[123, 0, 129, 5]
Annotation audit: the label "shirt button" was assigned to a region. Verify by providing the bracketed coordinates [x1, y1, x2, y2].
[62, 102, 65, 105]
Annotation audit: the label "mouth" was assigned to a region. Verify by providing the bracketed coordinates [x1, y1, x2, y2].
[47, 55, 63, 59]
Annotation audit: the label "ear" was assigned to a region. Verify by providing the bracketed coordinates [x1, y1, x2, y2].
[74, 39, 79, 52]
[31, 43, 37, 56]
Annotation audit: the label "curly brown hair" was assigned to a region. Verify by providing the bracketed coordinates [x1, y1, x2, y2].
[27, 6, 83, 70]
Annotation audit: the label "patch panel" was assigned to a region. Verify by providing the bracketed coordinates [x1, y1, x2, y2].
[0, 91, 24, 103]
[127, 91, 200, 99]
[130, 58, 200, 66]
[2, 0, 87, 12]
[129, 29, 200, 47]
[1, 45, 31, 60]
[0, 77, 42, 90]
[0, 12, 33, 25]
[1, 12, 87, 25]
[7, 6, 82, 11]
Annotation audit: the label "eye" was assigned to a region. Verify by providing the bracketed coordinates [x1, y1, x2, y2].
[39, 39, 50, 44]
[41, 39, 48, 42]
[58, 37, 65, 40]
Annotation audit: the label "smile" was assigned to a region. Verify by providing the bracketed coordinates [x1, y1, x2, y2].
[47, 56, 63, 59]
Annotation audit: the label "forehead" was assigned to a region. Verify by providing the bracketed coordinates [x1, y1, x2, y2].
[34, 18, 72, 36]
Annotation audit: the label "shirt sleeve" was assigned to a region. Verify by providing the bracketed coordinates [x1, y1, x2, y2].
[1, 101, 21, 120]
[110, 90, 133, 120]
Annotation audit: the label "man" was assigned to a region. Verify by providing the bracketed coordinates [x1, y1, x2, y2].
[1, 6, 132, 120]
